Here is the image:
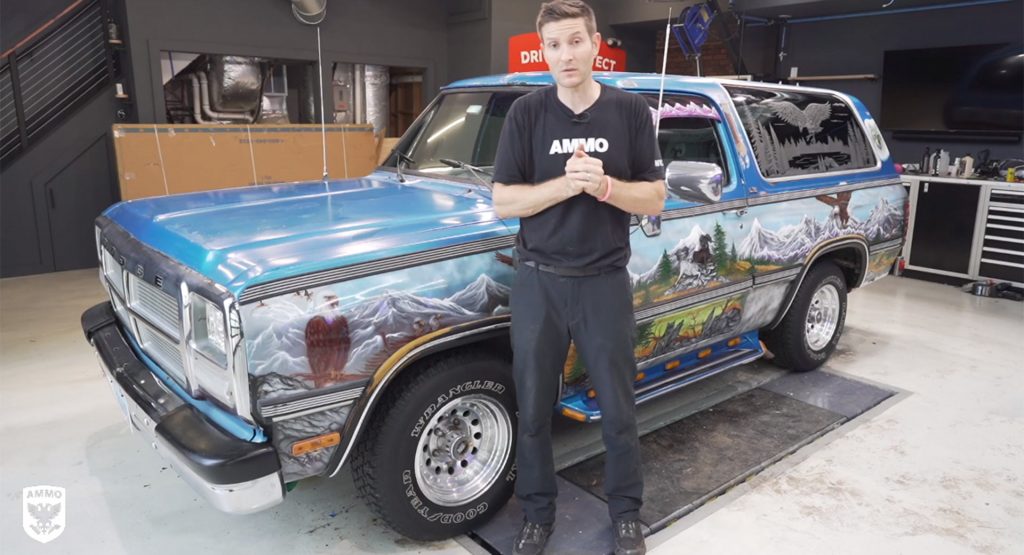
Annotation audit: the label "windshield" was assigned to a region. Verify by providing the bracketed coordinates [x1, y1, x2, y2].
[384, 90, 525, 181]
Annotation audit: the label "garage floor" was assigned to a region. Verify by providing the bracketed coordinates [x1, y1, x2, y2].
[1, 271, 1021, 554]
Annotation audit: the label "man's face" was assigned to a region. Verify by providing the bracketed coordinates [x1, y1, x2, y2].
[539, 18, 600, 89]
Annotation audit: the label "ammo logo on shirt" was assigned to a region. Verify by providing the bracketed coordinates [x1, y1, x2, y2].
[549, 137, 610, 155]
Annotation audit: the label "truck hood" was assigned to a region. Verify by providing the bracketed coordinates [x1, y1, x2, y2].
[102, 171, 513, 297]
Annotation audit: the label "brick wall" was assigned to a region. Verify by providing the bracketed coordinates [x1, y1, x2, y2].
[654, 27, 736, 77]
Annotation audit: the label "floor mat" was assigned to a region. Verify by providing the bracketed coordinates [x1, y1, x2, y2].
[470, 370, 895, 554]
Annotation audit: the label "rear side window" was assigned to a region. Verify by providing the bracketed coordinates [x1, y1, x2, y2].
[725, 85, 876, 179]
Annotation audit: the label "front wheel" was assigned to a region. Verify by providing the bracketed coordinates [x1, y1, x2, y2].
[763, 261, 848, 372]
[351, 351, 517, 541]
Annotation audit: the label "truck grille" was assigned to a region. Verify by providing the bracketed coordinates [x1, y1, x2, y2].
[136, 322, 187, 385]
[128, 274, 181, 340]
[101, 243, 187, 388]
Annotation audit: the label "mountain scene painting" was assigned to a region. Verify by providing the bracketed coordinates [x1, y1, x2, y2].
[244, 250, 515, 401]
[244, 185, 903, 402]
[626, 186, 904, 310]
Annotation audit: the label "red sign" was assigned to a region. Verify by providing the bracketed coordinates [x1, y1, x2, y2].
[508, 32, 626, 73]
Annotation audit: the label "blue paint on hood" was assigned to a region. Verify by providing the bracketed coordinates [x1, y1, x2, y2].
[103, 171, 514, 297]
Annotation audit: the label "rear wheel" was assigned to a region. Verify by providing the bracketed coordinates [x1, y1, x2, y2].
[763, 261, 848, 372]
[351, 351, 517, 541]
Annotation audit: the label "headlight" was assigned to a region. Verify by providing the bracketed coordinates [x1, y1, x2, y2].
[188, 293, 238, 409]
[94, 226, 102, 264]
[101, 248, 125, 298]
[191, 294, 227, 362]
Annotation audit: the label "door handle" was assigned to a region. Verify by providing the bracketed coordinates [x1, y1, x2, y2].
[732, 208, 748, 216]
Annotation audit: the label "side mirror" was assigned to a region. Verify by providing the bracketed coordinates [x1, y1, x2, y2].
[630, 214, 661, 237]
[641, 215, 661, 237]
[665, 161, 723, 204]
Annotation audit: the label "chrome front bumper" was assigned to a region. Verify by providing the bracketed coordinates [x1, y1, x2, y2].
[83, 302, 284, 515]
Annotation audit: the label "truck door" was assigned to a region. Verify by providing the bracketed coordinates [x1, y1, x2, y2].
[625, 92, 755, 372]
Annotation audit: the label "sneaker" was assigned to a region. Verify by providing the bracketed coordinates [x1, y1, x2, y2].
[512, 520, 554, 555]
[613, 519, 646, 555]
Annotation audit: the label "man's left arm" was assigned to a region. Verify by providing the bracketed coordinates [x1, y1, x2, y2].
[584, 95, 666, 216]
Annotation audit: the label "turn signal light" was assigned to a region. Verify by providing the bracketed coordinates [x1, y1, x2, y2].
[698, 348, 712, 359]
[634, 372, 646, 382]
[292, 432, 341, 457]
[727, 337, 742, 347]
[587, 389, 597, 399]
[666, 360, 681, 370]
[561, 407, 588, 422]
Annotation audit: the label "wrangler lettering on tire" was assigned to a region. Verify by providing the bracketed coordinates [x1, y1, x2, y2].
[351, 351, 517, 541]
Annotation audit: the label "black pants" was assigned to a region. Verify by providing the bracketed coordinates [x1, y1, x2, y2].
[510, 262, 643, 525]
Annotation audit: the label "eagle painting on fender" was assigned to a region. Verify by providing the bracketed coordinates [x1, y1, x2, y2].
[243, 251, 516, 402]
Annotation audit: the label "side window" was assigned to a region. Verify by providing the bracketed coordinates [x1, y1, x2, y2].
[641, 93, 729, 184]
[725, 85, 877, 179]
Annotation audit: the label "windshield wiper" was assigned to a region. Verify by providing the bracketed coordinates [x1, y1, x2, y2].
[439, 158, 493, 190]
[396, 151, 415, 183]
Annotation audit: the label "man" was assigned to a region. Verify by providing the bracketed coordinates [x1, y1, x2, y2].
[491, 2, 666, 554]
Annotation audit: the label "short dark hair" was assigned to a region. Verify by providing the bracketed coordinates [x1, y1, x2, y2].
[536, 0, 597, 37]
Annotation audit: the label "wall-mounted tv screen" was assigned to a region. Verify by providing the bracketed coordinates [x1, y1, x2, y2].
[881, 43, 1023, 133]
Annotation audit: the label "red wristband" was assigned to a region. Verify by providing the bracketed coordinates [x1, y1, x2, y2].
[598, 176, 613, 202]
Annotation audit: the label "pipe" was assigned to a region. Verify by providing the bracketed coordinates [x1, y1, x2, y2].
[196, 72, 256, 122]
[743, 0, 1011, 26]
[364, 64, 389, 136]
[291, 0, 327, 25]
[353, 64, 365, 125]
[187, 74, 208, 123]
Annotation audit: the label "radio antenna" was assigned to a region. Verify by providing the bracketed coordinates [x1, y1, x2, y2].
[654, 7, 672, 139]
[316, 25, 328, 183]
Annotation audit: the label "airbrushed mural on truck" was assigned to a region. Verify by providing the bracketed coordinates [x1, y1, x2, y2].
[247, 171, 904, 481]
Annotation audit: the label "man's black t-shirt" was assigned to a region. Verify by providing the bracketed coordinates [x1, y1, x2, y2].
[492, 83, 664, 271]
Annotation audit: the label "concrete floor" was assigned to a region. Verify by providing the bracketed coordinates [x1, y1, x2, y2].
[1, 270, 1021, 554]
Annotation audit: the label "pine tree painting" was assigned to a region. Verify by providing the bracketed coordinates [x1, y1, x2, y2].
[713, 222, 729, 273]
[635, 321, 655, 352]
[657, 250, 673, 284]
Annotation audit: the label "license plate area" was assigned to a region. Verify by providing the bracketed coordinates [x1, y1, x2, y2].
[98, 356, 134, 432]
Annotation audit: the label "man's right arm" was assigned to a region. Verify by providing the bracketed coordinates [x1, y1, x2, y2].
[493, 177, 577, 218]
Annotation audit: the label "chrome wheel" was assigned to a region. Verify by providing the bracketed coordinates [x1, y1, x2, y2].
[414, 394, 512, 507]
[805, 283, 840, 351]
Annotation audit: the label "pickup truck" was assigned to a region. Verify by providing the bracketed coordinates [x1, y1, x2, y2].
[82, 72, 906, 541]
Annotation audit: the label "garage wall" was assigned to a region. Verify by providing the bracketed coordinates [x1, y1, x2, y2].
[122, 0, 450, 123]
[748, 0, 1024, 162]
[448, 13, 492, 83]
[0, 0, 72, 52]
[0, 92, 120, 277]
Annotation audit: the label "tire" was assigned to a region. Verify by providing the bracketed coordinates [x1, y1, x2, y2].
[763, 261, 848, 372]
[351, 351, 517, 541]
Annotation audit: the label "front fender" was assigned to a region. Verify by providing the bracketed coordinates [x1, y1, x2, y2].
[325, 316, 511, 478]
